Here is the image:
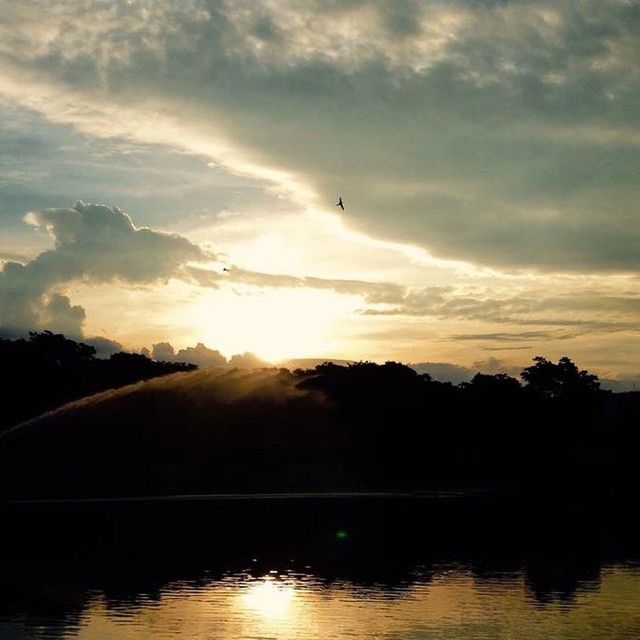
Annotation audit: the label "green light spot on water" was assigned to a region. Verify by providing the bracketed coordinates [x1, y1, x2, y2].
[335, 529, 348, 540]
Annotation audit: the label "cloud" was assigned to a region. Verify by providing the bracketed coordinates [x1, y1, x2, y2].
[410, 362, 473, 385]
[0, 97, 278, 243]
[152, 342, 177, 362]
[599, 376, 640, 392]
[188, 265, 405, 305]
[151, 340, 266, 369]
[361, 285, 640, 337]
[38, 292, 86, 337]
[450, 330, 571, 342]
[228, 352, 268, 369]
[152, 341, 227, 368]
[84, 335, 124, 357]
[0, 250, 29, 263]
[410, 356, 521, 384]
[4, 196, 633, 348]
[1, 1, 639, 271]
[176, 343, 227, 368]
[0, 201, 208, 337]
[186, 261, 640, 348]
[1, 3, 639, 378]
[24, 201, 208, 283]
[471, 356, 521, 378]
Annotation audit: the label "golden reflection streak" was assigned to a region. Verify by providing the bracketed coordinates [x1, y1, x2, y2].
[241, 578, 296, 619]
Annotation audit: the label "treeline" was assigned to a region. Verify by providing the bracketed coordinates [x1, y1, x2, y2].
[294, 359, 637, 494]
[0, 331, 195, 431]
[1, 331, 638, 498]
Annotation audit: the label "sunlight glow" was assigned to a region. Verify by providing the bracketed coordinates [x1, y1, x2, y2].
[190, 286, 361, 362]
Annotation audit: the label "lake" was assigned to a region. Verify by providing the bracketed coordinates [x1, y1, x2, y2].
[2, 494, 639, 639]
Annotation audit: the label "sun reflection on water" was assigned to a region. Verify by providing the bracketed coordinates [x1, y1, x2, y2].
[242, 577, 296, 619]
[3, 565, 640, 640]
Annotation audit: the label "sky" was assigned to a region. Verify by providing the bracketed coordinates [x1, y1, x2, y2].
[0, 1, 639, 383]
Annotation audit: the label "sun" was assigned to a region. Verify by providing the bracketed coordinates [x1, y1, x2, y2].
[188, 285, 361, 362]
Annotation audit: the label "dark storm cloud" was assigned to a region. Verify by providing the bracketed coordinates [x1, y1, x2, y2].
[1, 1, 638, 271]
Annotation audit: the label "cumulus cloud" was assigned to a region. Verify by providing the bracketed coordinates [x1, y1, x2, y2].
[24, 201, 208, 284]
[1, 1, 638, 271]
[151, 340, 266, 369]
[152, 341, 227, 368]
[84, 336, 124, 358]
[0, 201, 208, 337]
[228, 352, 267, 369]
[151, 342, 177, 362]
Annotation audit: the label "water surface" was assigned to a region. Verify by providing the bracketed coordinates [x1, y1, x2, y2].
[2, 494, 639, 639]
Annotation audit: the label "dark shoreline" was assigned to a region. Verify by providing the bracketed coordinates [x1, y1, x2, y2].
[2, 490, 639, 611]
[2, 487, 505, 505]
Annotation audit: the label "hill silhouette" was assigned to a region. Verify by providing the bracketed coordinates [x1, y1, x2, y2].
[0, 368, 348, 499]
[1, 353, 638, 500]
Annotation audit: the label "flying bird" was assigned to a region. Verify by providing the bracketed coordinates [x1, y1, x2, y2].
[336, 197, 344, 211]
[222, 267, 230, 272]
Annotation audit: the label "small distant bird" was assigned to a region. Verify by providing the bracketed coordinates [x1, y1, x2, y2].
[336, 196, 344, 211]
[222, 267, 230, 272]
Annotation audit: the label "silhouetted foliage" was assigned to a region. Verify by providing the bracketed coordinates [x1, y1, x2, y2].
[295, 358, 611, 492]
[521, 356, 600, 398]
[467, 372, 522, 395]
[0, 331, 195, 431]
[1, 344, 637, 501]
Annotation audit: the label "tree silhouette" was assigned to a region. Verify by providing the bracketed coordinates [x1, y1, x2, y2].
[466, 372, 521, 395]
[0, 337, 632, 498]
[28, 330, 96, 365]
[0, 331, 195, 432]
[521, 356, 600, 398]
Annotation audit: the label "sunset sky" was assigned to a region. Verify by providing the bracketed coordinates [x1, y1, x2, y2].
[1, 1, 639, 382]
